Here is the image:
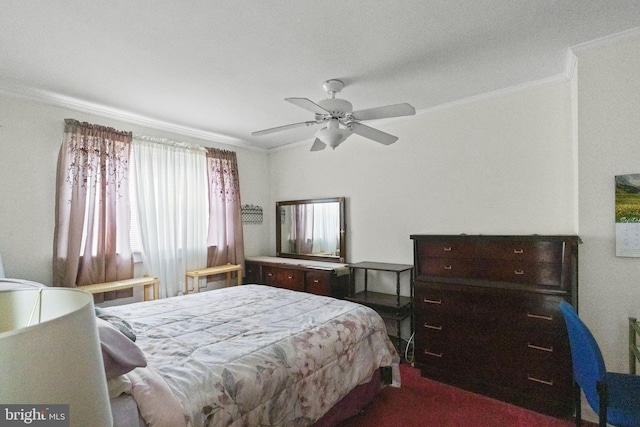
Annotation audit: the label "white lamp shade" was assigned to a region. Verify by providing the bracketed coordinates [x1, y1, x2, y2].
[0, 288, 112, 427]
[315, 118, 353, 149]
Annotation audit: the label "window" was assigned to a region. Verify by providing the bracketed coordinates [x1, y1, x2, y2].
[55, 121, 244, 299]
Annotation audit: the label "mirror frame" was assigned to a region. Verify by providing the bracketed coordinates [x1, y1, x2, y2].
[276, 197, 346, 263]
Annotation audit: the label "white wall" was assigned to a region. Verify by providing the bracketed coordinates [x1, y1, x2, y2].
[0, 94, 271, 285]
[269, 79, 577, 295]
[577, 35, 640, 381]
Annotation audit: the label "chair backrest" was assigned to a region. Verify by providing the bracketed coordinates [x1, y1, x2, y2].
[559, 301, 607, 412]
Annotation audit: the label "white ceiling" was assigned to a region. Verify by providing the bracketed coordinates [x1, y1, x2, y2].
[2, 1, 640, 150]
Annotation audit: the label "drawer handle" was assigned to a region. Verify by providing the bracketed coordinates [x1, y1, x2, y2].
[514, 248, 524, 254]
[424, 323, 442, 330]
[527, 312, 553, 321]
[423, 298, 442, 305]
[443, 247, 452, 251]
[425, 350, 443, 358]
[313, 279, 320, 283]
[514, 269, 525, 275]
[444, 265, 452, 270]
[287, 275, 293, 279]
[268, 273, 274, 277]
[528, 343, 553, 353]
[527, 375, 554, 386]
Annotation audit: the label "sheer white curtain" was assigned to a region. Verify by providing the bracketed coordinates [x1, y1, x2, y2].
[130, 136, 208, 297]
[311, 203, 339, 255]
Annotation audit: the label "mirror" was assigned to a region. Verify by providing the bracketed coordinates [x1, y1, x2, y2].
[276, 197, 346, 263]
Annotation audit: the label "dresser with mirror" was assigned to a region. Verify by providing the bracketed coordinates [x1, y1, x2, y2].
[245, 197, 350, 298]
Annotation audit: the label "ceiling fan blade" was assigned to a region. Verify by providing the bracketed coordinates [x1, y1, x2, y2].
[252, 120, 319, 136]
[310, 138, 327, 151]
[285, 98, 331, 115]
[351, 103, 416, 121]
[348, 122, 398, 145]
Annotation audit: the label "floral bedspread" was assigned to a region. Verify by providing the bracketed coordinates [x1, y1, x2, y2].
[107, 284, 400, 427]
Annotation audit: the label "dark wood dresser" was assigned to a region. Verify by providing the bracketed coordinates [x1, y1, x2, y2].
[244, 256, 350, 298]
[410, 234, 580, 417]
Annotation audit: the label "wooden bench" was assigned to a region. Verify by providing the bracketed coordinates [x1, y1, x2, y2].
[77, 276, 159, 301]
[185, 264, 242, 294]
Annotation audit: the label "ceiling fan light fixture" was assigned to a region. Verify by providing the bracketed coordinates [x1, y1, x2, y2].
[252, 79, 414, 151]
[316, 120, 352, 149]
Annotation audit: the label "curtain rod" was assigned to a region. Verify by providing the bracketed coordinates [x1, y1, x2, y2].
[133, 134, 207, 152]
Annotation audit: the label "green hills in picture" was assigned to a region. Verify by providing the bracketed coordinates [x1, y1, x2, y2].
[615, 174, 640, 222]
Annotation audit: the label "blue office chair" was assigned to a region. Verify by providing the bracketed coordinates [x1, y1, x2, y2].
[559, 301, 640, 427]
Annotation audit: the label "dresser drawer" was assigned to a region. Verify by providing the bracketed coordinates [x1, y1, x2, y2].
[414, 324, 474, 370]
[415, 239, 476, 260]
[483, 261, 562, 287]
[519, 330, 570, 364]
[305, 270, 332, 296]
[414, 281, 475, 317]
[505, 342, 572, 398]
[416, 282, 567, 328]
[415, 311, 474, 337]
[503, 295, 566, 331]
[419, 258, 478, 279]
[263, 266, 305, 291]
[479, 240, 565, 262]
[263, 266, 280, 286]
[419, 258, 563, 287]
[279, 268, 304, 291]
[490, 361, 572, 400]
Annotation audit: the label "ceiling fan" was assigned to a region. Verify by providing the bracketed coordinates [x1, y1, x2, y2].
[252, 79, 416, 151]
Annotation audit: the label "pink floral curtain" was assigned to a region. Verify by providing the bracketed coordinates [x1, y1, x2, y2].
[294, 204, 314, 254]
[53, 119, 133, 300]
[205, 148, 245, 268]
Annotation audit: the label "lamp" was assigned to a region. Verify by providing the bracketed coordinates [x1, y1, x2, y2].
[0, 288, 112, 426]
[315, 118, 353, 149]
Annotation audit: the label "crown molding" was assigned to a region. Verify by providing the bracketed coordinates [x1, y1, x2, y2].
[412, 27, 640, 119]
[571, 26, 640, 54]
[414, 71, 570, 118]
[0, 81, 267, 152]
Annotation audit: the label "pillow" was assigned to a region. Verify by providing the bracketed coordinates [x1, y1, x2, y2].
[95, 306, 137, 341]
[107, 374, 132, 399]
[96, 317, 147, 379]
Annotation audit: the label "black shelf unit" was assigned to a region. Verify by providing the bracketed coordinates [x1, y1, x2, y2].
[346, 261, 414, 353]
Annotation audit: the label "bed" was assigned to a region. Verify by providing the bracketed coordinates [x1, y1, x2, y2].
[99, 284, 401, 427]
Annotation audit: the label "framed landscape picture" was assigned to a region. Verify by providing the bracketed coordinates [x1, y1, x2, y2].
[615, 173, 640, 257]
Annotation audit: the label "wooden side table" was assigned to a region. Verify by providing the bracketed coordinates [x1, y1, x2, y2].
[77, 276, 159, 301]
[345, 261, 414, 354]
[185, 264, 243, 294]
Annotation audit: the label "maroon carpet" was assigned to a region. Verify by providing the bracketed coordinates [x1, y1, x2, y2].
[337, 363, 589, 427]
